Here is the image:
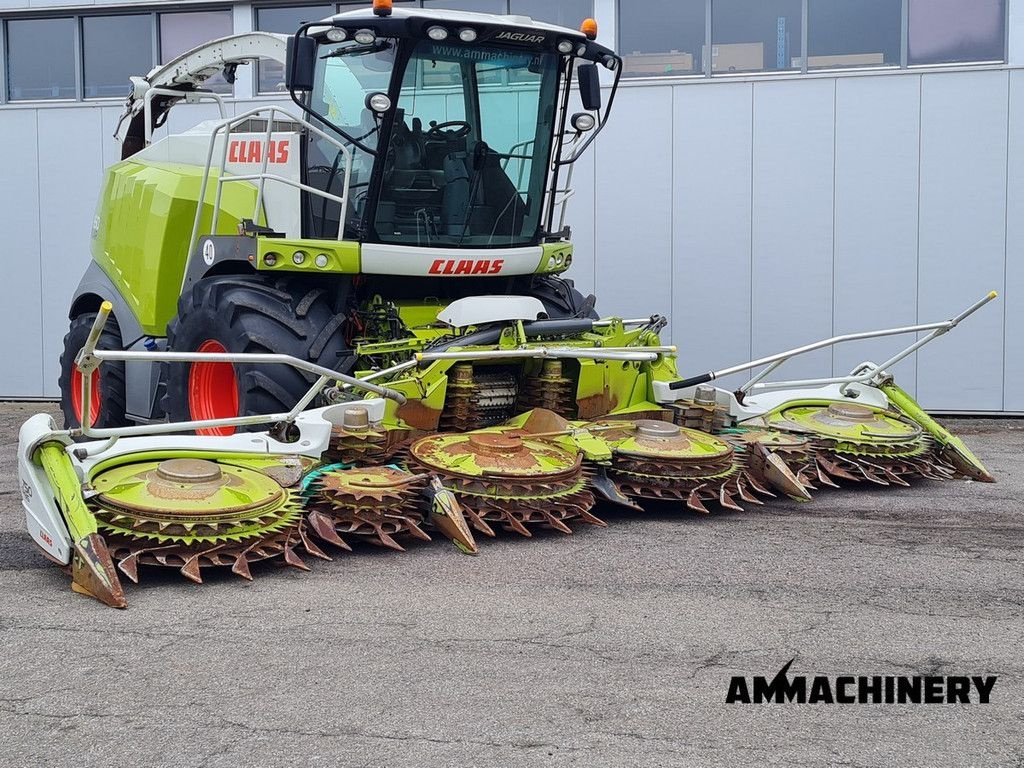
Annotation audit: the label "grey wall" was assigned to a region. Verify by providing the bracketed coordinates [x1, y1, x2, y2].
[565, 67, 1024, 412]
[0, 67, 1022, 411]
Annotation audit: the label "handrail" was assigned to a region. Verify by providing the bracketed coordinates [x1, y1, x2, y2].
[185, 105, 354, 286]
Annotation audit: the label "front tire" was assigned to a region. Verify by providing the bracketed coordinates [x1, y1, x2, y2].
[59, 312, 129, 432]
[163, 275, 351, 435]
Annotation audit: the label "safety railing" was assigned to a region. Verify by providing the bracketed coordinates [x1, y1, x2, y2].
[186, 105, 355, 273]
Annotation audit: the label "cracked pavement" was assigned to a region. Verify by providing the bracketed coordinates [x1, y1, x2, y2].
[0, 402, 1022, 767]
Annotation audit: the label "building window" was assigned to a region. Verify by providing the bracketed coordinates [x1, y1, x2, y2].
[420, 0, 507, 13]
[711, 0, 803, 73]
[256, 5, 334, 93]
[6, 18, 76, 100]
[908, 0, 1006, 66]
[83, 15, 154, 99]
[508, 0, 593, 28]
[620, 0, 704, 78]
[807, 0, 900, 70]
[159, 10, 234, 93]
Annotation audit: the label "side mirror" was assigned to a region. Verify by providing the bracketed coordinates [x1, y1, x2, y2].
[577, 63, 601, 112]
[286, 35, 316, 91]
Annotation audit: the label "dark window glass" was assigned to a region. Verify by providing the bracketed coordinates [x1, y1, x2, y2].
[420, 0, 508, 14]
[6, 18, 76, 100]
[711, 0, 803, 73]
[160, 11, 234, 93]
[256, 5, 334, 92]
[620, 0, 704, 78]
[808, 0, 900, 69]
[83, 15, 154, 99]
[509, 0, 593, 28]
[909, 0, 1006, 65]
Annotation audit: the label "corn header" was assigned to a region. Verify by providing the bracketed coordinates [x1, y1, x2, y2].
[16, 2, 996, 607]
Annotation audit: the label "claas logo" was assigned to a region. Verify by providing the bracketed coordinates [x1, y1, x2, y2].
[227, 140, 289, 164]
[429, 259, 505, 275]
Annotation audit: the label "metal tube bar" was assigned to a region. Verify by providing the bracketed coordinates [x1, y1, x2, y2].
[417, 348, 662, 363]
[90, 349, 406, 404]
[340, 359, 419, 390]
[744, 292, 998, 392]
[287, 374, 331, 417]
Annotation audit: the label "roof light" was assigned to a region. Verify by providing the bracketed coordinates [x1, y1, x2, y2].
[354, 28, 376, 44]
[427, 25, 449, 41]
[557, 39, 574, 54]
[576, 43, 587, 57]
[325, 28, 347, 42]
[458, 27, 478, 42]
[580, 18, 598, 40]
[372, 0, 393, 17]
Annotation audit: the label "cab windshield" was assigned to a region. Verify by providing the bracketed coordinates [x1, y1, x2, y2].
[372, 40, 559, 248]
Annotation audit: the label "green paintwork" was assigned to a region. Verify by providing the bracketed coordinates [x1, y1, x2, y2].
[256, 237, 361, 274]
[756, 401, 931, 460]
[37, 443, 99, 540]
[537, 242, 574, 274]
[881, 381, 996, 482]
[92, 160, 263, 336]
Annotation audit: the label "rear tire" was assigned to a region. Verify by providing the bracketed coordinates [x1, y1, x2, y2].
[163, 275, 351, 435]
[58, 312, 129, 432]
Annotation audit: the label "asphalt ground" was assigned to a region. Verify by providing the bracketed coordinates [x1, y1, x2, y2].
[0, 401, 1021, 767]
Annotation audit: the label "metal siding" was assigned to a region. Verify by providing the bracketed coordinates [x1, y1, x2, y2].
[37, 108, 104, 397]
[832, 74, 921, 394]
[917, 70, 1008, 411]
[0, 109, 44, 396]
[593, 86, 674, 323]
[671, 81, 753, 387]
[750, 78, 836, 381]
[562, 144, 596, 300]
[1005, 69, 1024, 410]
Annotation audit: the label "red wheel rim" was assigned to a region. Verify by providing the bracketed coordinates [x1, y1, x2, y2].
[188, 339, 239, 436]
[70, 367, 101, 427]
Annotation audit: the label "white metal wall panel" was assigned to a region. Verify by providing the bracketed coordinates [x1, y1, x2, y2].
[1004, 70, 1024, 410]
[917, 71, 1008, 411]
[750, 78, 836, 381]
[37, 108, 105, 397]
[593, 86, 674, 324]
[832, 75, 921, 394]
[0, 110, 44, 397]
[562, 144, 597, 300]
[671, 82, 753, 386]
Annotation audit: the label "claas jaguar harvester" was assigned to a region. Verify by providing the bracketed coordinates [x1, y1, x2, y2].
[17, 0, 997, 607]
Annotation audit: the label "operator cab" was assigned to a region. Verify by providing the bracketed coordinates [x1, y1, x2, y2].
[289, 5, 620, 248]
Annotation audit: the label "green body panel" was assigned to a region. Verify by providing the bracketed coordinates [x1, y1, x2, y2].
[92, 160, 262, 336]
[37, 443, 98, 540]
[256, 237, 361, 274]
[537, 242, 573, 274]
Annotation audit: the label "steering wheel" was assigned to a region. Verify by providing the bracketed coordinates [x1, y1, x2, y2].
[427, 120, 472, 139]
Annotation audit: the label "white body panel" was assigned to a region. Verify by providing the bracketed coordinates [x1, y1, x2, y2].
[360, 243, 544, 277]
[134, 122, 303, 238]
[438, 296, 545, 328]
[18, 415, 74, 564]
